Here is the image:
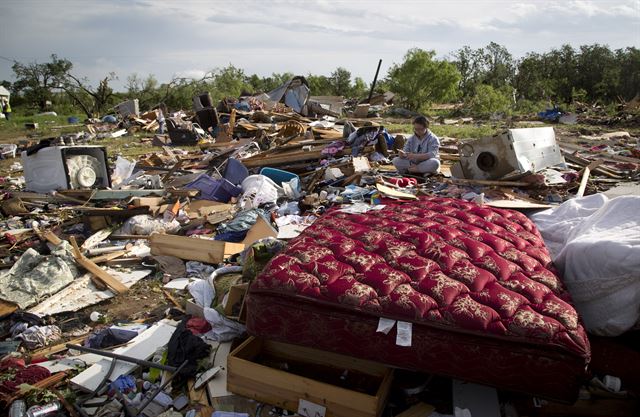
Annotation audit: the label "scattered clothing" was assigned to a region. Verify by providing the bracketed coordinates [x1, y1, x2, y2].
[166, 319, 211, 387]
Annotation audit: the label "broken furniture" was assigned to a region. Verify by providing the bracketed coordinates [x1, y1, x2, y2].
[246, 196, 591, 401]
[452, 127, 565, 180]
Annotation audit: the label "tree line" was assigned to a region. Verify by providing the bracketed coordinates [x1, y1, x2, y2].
[2, 42, 638, 118]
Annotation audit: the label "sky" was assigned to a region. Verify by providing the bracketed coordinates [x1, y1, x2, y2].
[0, 0, 638, 91]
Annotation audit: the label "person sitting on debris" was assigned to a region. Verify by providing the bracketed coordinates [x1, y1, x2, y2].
[392, 115, 440, 175]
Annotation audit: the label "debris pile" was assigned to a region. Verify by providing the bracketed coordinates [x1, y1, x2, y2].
[0, 87, 639, 417]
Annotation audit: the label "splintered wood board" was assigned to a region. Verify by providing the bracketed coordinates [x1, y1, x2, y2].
[149, 234, 245, 264]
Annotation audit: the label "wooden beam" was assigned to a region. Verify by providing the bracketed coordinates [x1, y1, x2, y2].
[576, 160, 604, 198]
[69, 236, 128, 294]
[42, 230, 62, 246]
[88, 250, 128, 264]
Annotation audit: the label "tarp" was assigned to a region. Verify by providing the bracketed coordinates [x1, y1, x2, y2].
[264, 76, 310, 114]
[530, 194, 640, 336]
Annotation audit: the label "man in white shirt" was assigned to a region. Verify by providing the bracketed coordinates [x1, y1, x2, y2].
[392, 115, 440, 175]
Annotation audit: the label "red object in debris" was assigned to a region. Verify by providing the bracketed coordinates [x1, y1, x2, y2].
[186, 317, 212, 335]
[0, 365, 51, 394]
[247, 196, 591, 401]
[387, 177, 418, 187]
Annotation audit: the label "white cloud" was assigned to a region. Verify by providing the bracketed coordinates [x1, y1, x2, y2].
[0, 0, 637, 90]
[174, 69, 207, 80]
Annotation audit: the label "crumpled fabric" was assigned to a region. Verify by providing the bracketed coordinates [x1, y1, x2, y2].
[116, 214, 180, 235]
[214, 230, 247, 242]
[14, 325, 62, 349]
[241, 238, 287, 281]
[108, 374, 137, 396]
[166, 319, 211, 388]
[186, 317, 212, 335]
[86, 327, 139, 349]
[217, 209, 265, 234]
[153, 255, 186, 279]
[186, 261, 216, 280]
[321, 140, 345, 156]
[202, 307, 246, 342]
[0, 242, 78, 309]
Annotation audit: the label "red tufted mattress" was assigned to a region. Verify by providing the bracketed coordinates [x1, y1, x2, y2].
[246, 197, 591, 401]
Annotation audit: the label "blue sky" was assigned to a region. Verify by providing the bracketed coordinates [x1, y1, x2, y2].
[0, 0, 638, 91]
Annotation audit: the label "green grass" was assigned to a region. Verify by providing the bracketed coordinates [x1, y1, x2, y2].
[384, 121, 505, 139]
[0, 112, 85, 142]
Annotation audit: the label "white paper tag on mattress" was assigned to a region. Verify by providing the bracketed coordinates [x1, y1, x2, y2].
[298, 399, 326, 417]
[396, 321, 413, 346]
[376, 317, 396, 334]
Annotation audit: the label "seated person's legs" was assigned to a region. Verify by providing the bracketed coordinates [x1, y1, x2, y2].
[409, 158, 440, 174]
[392, 156, 411, 174]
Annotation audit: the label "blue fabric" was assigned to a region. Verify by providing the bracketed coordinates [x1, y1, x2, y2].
[214, 230, 247, 242]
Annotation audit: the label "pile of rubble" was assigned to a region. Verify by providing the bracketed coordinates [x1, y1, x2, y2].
[0, 80, 639, 417]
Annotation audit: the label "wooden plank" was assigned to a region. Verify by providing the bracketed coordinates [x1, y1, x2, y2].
[42, 230, 62, 246]
[149, 233, 244, 264]
[241, 146, 369, 168]
[577, 160, 603, 198]
[30, 336, 88, 360]
[88, 250, 127, 264]
[69, 236, 128, 294]
[0, 299, 18, 318]
[188, 378, 210, 406]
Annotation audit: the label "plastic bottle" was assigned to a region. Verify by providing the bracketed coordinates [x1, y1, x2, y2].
[25, 402, 62, 417]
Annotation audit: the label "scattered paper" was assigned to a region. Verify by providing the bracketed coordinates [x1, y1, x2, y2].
[376, 317, 396, 335]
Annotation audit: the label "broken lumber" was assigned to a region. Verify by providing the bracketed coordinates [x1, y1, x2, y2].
[149, 233, 244, 263]
[88, 250, 128, 264]
[70, 236, 128, 294]
[42, 230, 63, 246]
[576, 160, 604, 198]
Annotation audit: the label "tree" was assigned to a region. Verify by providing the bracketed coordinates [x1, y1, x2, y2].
[453, 43, 514, 97]
[12, 54, 72, 110]
[125, 73, 161, 109]
[330, 67, 352, 96]
[387, 48, 461, 111]
[453, 45, 486, 97]
[211, 65, 248, 99]
[467, 84, 513, 116]
[59, 72, 118, 118]
[350, 77, 368, 98]
[306, 74, 332, 95]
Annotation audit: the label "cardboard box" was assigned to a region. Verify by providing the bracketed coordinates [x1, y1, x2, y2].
[227, 337, 393, 417]
[223, 283, 248, 322]
[149, 233, 244, 264]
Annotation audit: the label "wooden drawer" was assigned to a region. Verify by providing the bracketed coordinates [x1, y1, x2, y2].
[227, 337, 393, 417]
